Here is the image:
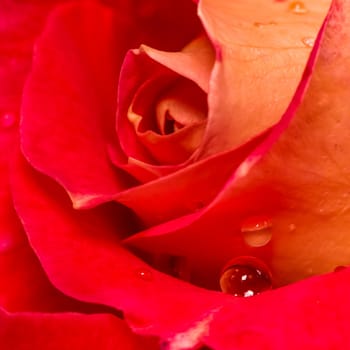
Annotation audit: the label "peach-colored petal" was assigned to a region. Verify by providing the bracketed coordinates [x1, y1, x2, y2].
[197, 0, 331, 157]
[140, 35, 215, 92]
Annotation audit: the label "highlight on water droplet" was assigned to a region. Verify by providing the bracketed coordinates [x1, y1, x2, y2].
[289, 1, 308, 14]
[301, 37, 315, 48]
[240, 215, 272, 247]
[1, 112, 16, 128]
[219, 256, 272, 297]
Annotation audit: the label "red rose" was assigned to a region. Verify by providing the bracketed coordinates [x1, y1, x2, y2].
[2, 0, 350, 349]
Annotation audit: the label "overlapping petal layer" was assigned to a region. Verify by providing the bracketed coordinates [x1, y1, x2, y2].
[12, 152, 229, 336]
[0, 308, 155, 350]
[0, 0, 96, 313]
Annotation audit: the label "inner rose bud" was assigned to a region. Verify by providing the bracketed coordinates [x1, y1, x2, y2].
[155, 78, 207, 135]
[111, 34, 215, 181]
[127, 75, 208, 164]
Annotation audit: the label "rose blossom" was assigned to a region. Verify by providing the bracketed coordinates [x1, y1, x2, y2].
[1, 0, 350, 349]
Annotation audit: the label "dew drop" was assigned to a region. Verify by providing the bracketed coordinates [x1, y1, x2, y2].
[219, 256, 272, 297]
[289, 1, 308, 14]
[241, 215, 272, 247]
[1, 112, 16, 128]
[243, 230, 272, 247]
[135, 268, 153, 281]
[302, 37, 315, 48]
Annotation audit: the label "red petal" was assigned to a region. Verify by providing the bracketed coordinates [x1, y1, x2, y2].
[0, 0, 95, 313]
[21, 2, 135, 209]
[0, 308, 154, 350]
[12, 152, 227, 336]
[203, 269, 350, 349]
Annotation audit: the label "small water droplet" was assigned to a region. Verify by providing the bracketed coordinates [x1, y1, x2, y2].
[1, 112, 16, 128]
[253, 21, 277, 28]
[135, 268, 153, 281]
[241, 215, 272, 247]
[219, 256, 272, 297]
[289, 1, 308, 14]
[334, 265, 347, 272]
[302, 37, 315, 48]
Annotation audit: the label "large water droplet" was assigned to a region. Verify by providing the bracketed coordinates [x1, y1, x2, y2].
[219, 256, 272, 297]
[289, 1, 308, 14]
[302, 37, 315, 48]
[1, 112, 16, 129]
[241, 215, 272, 247]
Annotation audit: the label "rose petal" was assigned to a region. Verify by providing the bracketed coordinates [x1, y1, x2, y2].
[0, 308, 154, 350]
[117, 135, 264, 228]
[21, 2, 136, 209]
[112, 36, 213, 175]
[0, 0, 99, 313]
[197, 0, 350, 286]
[140, 35, 215, 93]
[197, 0, 331, 157]
[133, 77, 207, 164]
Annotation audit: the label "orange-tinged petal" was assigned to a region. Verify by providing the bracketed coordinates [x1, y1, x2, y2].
[197, 0, 331, 157]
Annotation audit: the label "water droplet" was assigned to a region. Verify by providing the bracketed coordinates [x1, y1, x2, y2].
[253, 21, 277, 28]
[135, 268, 153, 281]
[1, 112, 16, 128]
[241, 215, 272, 247]
[289, 1, 308, 14]
[334, 265, 347, 272]
[302, 37, 315, 48]
[219, 256, 272, 297]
